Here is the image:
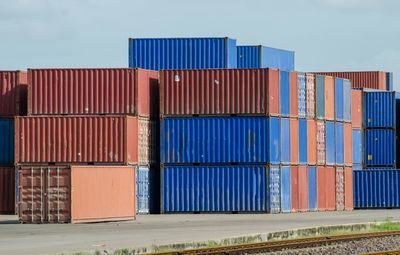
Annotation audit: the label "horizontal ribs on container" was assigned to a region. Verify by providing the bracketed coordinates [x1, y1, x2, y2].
[312, 71, 387, 90]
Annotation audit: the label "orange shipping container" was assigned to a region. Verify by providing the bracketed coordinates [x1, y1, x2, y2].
[316, 166, 326, 211]
[18, 165, 136, 223]
[325, 76, 335, 121]
[351, 90, 362, 129]
[298, 165, 308, 212]
[290, 118, 299, 164]
[344, 123, 353, 166]
[291, 166, 299, 212]
[289, 72, 298, 117]
[326, 166, 336, 211]
[307, 120, 317, 165]
[0, 167, 15, 214]
[344, 167, 354, 211]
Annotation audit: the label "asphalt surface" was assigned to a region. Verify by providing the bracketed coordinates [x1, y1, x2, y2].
[1, 210, 400, 255]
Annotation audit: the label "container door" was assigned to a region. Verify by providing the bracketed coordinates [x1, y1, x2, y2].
[280, 71, 290, 117]
[316, 75, 325, 119]
[268, 165, 281, 214]
[335, 78, 344, 121]
[136, 166, 150, 215]
[280, 118, 290, 164]
[325, 121, 335, 165]
[316, 166, 326, 211]
[46, 167, 71, 223]
[290, 166, 299, 212]
[335, 167, 345, 210]
[269, 117, 280, 164]
[298, 165, 308, 212]
[352, 130, 362, 165]
[344, 167, 353, 210]
[297, 72, 306, 118]
[343, 79, 351, 122]
[335, 122, 344, 166]
[281, 166, 291, 213]
[326, 167, 336, 210]
[298, 119, 308, 164]
[316, 121, 326, 165]
[308, 166, 317, 211]
[306, 74, 315, 119]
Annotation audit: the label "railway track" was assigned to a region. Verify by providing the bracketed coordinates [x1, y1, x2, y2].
[364, 251, 400, 255]
[147, 230, 400, 255]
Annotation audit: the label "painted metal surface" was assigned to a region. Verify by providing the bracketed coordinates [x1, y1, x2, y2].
[351, 90, 362, 129]
[136, 166, 150, 215]
[363, 91, 395, 128]
[237, 46, 295, 71]
[289, 72, 298, 118]
[325, 121, 335, 166]
[0, 119, 14, 166]
[0, 167, 15, 214]
[316, 166, 326, 211]
[343, 79, 352, 122]
[344, 167, 353, 210]
[364, 129, 395, 166]
[326, 166, 336, 210]
[313, 71, 387, 90]
[335, 122, 344, 166]
[280, 71, 290, 117]
[335, 78, 344, 121]
[336, 167, 345, 210]
[298, 72, 306, 118]
[325, 76, 335, 121]
[298, 165, 309, 212]
[315, 75, 325, 119]
[386, 72, 393, 91]
[290, 118, 299, 165]
[160, 68, 280, 116]
[0, 71, 28, 116]
[316, 121, 326, 165]
[352, 130, 362, 165]
[291, 166, 299, 212]
[280, 118, 290, 164]
[306, 73, 315, 119]
[307, 120, 316, 165]
[353, 164, 362, 171]
[237, 46, 259, 68]
[344, 123, 353, 166]
[15, 116, 156, 165]
[129, 37, 237, 70]
[28, 69, 158, 117]
[353, 169, 400, 208]
[161, 165, 280, 213]
[308, 166, 317, 211]
[281, 166, 291, 213]
[298, 119, 308, 165]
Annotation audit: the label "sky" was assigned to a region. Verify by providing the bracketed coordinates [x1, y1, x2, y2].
[0, 0, 398, 90]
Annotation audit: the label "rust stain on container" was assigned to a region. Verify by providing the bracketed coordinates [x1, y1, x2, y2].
[344, 123, 353, 166]
[28, 68, 158, 117]
[316, 121, 325, 165]
[351, 90, 362, 129]
[316, 166, 326, 211]
[306, 73, 315, 119]
[290, 118, 299, 165]
[325, 76, 335, 121]
[298, 165, 308, 212]
[291, 166, 299, 212]
[344, 167, 353, 211]
[15, 116, 155, 165]
[307, 120, 317, 165]
[0, 71, 28, 116]
[313, 71, 386, 90]
[0, 167, 15, 214]
[326, 166, 336, 211]
[336, 167, 345, 211]
[289, 71, 298, 117]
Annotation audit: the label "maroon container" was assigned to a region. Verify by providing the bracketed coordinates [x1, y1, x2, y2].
[0, 71, 28, 116]
[313, 71, 386, 90]
[28, 68, 158, 117]
[0, 167, 15, 214]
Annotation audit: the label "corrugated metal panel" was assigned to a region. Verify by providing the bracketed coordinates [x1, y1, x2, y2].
[335, 122, 344, 166]
[237, 46, 259, 68]
[351, 90, 362, 129]
[281, 166, 291, 213]
[136, 166, 149, 215]
[344, 167, 353, 211]
[335, 78, 344, 121]
[344, 123, 353, 166]
[161, 117, 277, 164]
[307, 120, 316, 165]
[313, 71, 387, 90]
[28, 68, 158, 117]
[280, 71, 290, 117]
[363, 91, 395, 128]
[0, 167, 15, 214]
[316, 166, 326, 211]
[290, 118, 299, 165]
[289, 72, 298, 118]
[298, 72, 306, 118]
[326, 166, 336, 210]
[0, 71, 28, 116]
[326, 121, 335, 165]
[0, 119, 14, 166]
[343, 79, 352, 122]
[160, 165, 280, 213]
[308, 166, 317, 211]
[325, 76, 335, 121]
[129, 37, 237, 70]
[306, 73, 315, 119]
[316, 121, 326, 165]
[280, 118, 290, 164]
[364, 129, 395, 166]
[336, 167, 345, 210]
[298, 119, 308, 164]
[291, 166, 298, 212]
[386, 72, 393, 91]
[298, 165, 309, 212]
[315, 75, 325, 119]
[353, 169, 400, 208]
[352, 130, 362, 165]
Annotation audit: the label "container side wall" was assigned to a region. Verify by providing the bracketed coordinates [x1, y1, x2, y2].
[261, 46, 295, 71]
[313, 71, 385, 90]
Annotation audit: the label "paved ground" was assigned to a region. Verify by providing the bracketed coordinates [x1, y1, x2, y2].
[1, 210, 400, 255]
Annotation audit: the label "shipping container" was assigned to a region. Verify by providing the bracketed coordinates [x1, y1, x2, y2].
[28, 68, 158, 117]
[306, 73, 315, 119]
[351, 90, 362, 129]
[316, 121, 326, 165]
[0, 119, 14, 166]
[364, 129, 395, 167]
[281, 118, 290, 164]
[307, 120, 316, 165]
[15, 116, 156, 165]
[161, 165, 280, 213]
[315, 75, 325, 119]
[316, 166, 326, 211]
[343, 79, 352, 122]
[161, 117, 278, 164]
[386, 72, 393, 91]
[136, 166, 149, 215]
[280, 71, 290, 117]
[326, 166, 336, 210]
[313, 71, 387, 90]
[18, 165, 136, 223]
[0, 167, 15, 214]
[291, 166, 299, 212]
[0, 71, 28, 116]
[290, 72, 298, 118]
[353, 169, 400, 208]
[363, 91, 395, 128]
[353, 164, 362, 171]
[281, 166, 291, 213]
[160, 68, 280, 117]
[290, 118, 299, 165]
[325, 76, 335, 121]
[335, 78, 344, 121]
[344, 167, 353, 211]
[336, 167, 345, 210]
[308, 166, 317, 211]
[326, 121, 335, 166]
[129, 37, 237, 70]
[335, 122, 344, 166]
[298, 119, 308, 164]
[344, 123, 353, 166]
[352, 130, 362, 165]
[298, 72, 306, 118]
[298, 165, 308, 212]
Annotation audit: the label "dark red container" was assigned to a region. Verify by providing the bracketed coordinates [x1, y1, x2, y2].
[298, 165, 308, 212]
[0, 71, 28, 116]
[0, 167, 15, 214]
[28, 68, 158, 117]
[344, 167, 353, 211]
[291, 166, 299, 212]
[289, 72, 298, 117]
[351, 90, 362, 129]
[313, 71, 386, 90]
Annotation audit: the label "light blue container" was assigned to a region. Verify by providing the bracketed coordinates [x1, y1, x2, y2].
[343, 79, 352, 122]
[335, 78, 344, 121]
[298, 72, 307, 118]
[281, 166, 291, 213]
[298, 118, 308, 164]
[352, 130, 362, 165]
[315, 75, 325, 119]
[326, 121, 335, 165]
[136, 166, 150, 215]
[335, 122, 344, 165]
[308, 166, 317, 211]
[280, 118, 291, 164]
[280, 71, 290, 117]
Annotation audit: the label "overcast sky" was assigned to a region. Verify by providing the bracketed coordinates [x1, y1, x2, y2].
[0, 0, 398, 90]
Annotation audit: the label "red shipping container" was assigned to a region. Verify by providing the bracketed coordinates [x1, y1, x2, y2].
[0, 71, 28, 116]
[316, 166, 326, 211]
[325, 76, 335, 121]
[160, 68, 280, 116]
[15, 116, 156, 165]
[0, 167, 15, 214]
[289, 71, 298, 118]
[18, 165, 136, 223]
[307, 120, 316, 165]
[351, 90, 362, 129]
[316, 121, 325, 165]
[336, 167, 345, 211]
[313, 71, 386, 90]
[344, 123, 353, 166]
[290, 118, 299, 165]
[306, 73, 315, 119]
[344, 167, 353, 211]
[298, 165, 308, 212]
[28, 68, 158, 117]
[326, 166, 336, 211]
[291, 166, 299, 212]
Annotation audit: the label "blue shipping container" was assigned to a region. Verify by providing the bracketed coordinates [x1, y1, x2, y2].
[281, 118, 291, 164]
[353, 164, 362, 171]
[298, 118, 308, 164]
[326, 121, 335, 165]
[364, 91, 395, 128]
[315, 75, 325, 119]
[308, 166, 317, 211]
[343, 79, 352, 122]
[352, 130, 362, 165]
[136, 166, 150, 215]
[335, 122, 344, 166]
[353, 169, 400, 208]
[237, 45, 294, 71]
[335, 78, 344, 121]
[161, 165, 280, 213]
[280, 71, 290, 117]
[0, 119, 14, 165]
[281, 166, 291, 213]
[129, 37, 237, 70]
[298, 72, 307, 118]
[364, 129, 395, 166]
[387, 72, 393, 91]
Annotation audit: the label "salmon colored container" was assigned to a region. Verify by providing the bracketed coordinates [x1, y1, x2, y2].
[0, 167, 15, 214]
[291, 166, 299, 212]
[316, 166, 326, 211]
[316, 121, 325, 165]
[325, 76, 335, 121]
[344, 167, 353, 211]
[18, 165, 136, 223]
[336, 167, 345, 211]
[298, 165, 308, 212]
[313, 71, 386, 90]
[326, 166, 336, 211]
[290, 118, 299, 164]
[307, 120, 316, 165]
[344, 123, 353, 166]
[28, 68, 158, 117]
[351, 90, 362, 129]
[0, 71, 28, 116]
[306, 73, 315, 119]
[160, 68, 280, 116]
[15, 116, 155, 165]
[289, 71, 298, 117]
